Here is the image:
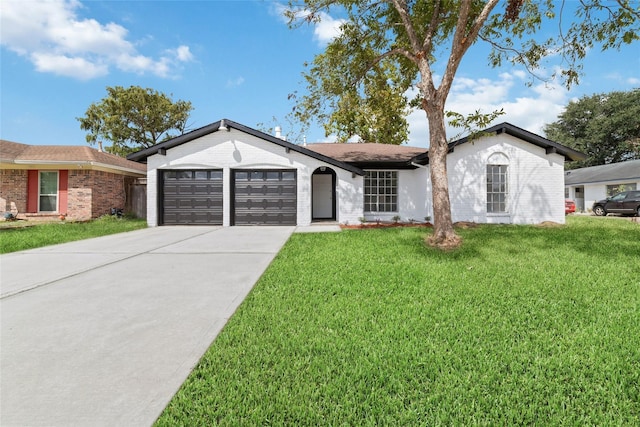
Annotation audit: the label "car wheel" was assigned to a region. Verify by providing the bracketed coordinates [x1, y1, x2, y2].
[637, 206, 640, 217]
[593, 205, 606, 216]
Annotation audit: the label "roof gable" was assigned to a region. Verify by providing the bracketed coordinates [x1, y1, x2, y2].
[126, 119, 364, 175]
[459, 123, 585, 161]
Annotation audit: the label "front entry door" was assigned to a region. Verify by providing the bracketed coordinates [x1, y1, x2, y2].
[312, 173, 333, 219]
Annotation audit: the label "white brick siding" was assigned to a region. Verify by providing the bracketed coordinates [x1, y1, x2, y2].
[363, 168, 429, 223]
[425, 133, 566, 224]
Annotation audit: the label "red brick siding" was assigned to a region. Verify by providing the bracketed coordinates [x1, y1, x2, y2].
[67, 170, 134, 220]
[2, 169, 135, 221]
[0, 169, 28, 214]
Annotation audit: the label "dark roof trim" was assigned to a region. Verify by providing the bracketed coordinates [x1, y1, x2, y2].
[127, 119, 364, 176]
[411, 122, 587, 164]
[453, 122, 586, 161]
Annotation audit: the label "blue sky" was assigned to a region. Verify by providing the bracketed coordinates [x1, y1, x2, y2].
[1, 0, 639, 149]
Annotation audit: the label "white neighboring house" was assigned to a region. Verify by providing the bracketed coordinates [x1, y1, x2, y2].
[127, 119, 584, 227]
[565, 159, 640, 212]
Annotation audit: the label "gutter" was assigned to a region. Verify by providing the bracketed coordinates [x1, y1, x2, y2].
[8, 160, 146, 175]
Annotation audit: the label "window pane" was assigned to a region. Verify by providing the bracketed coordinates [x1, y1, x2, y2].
[40, 172, 57, 194]
[194, 171, 208, 179]
[363, 170, 398, 212]
[210, 170, 223, 180]
[39, 171, 58, 212]
[486, 165, 508, 213]
[39, 195, 56, 212]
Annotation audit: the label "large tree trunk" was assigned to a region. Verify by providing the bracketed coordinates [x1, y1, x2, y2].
[424, 105, 462, 249]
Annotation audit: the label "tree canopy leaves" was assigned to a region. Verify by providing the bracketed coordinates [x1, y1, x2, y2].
[544, 89, 640, 169]
[77, 86, 193, 157]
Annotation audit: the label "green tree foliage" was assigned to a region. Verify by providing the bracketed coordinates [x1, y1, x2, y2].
[544, 89, 640, 169]
[287, 0, 639, 248]
[77, 86, 193, 157]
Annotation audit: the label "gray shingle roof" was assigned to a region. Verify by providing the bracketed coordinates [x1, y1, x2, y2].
[564, 159, 640, 185]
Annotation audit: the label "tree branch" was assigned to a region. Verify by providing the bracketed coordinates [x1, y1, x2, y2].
[439, 0, 500, 98]
[616, 0, 640, 19]
[422, 0, 443, 54]
[388, 0, 422, 52]
[477, 33, 549, 82]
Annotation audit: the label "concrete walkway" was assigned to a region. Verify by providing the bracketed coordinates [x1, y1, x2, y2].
[0, 226, 294, 427]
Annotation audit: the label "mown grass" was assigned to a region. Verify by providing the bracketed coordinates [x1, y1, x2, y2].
[0, 216, 147, 254]
[157, 216, 640, 426]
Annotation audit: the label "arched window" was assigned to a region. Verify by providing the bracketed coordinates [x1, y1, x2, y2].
[486, 153, 509, 214]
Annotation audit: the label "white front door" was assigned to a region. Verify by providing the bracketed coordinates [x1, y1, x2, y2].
[312, 174, 333, 219]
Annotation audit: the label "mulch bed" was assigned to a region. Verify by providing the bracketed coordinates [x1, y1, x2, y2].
[341, 222, 433, 229]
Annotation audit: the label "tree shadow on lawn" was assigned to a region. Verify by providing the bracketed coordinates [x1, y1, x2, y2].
[404, 220, 640, 263]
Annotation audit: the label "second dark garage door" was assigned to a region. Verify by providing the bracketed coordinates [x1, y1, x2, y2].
[232, 170, 297, 225]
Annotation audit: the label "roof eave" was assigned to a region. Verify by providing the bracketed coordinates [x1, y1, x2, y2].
[5, 160, 145, 175]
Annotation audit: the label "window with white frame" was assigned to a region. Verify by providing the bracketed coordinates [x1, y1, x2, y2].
[39, 171, 58, 212]
[486, 164, 508, 213]
[364, 170, 398, 212]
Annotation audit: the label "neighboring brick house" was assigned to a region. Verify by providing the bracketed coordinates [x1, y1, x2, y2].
[1, 140, 146, 221]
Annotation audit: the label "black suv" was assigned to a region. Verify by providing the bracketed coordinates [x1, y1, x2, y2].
[592, 190, 640, 216]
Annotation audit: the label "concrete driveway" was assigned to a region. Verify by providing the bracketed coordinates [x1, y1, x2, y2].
[0, 226, 294, 427]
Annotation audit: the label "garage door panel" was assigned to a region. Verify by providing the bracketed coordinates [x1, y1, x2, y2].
[164, 197, 223, 209]
[162, 170, 223, 225]
[234, 198, 296, 210]
[235, 184, 296, 197]
[233, 169, 297, 226]
[233, 212, 297, 225]
[163, 211, 220, 224]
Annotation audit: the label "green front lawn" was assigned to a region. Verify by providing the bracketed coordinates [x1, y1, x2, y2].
[0, 216, 147, 254]
[156, 216, 640, 425]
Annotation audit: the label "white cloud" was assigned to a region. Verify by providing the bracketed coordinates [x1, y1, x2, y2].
[312, 12, 345, 45]
[406, 71, 570, 147]
[226, 76, 245, 88]
[31, 52, 108, 80]
[172, 45, 194, 62]
[271, 2, 344, 46]
[0, 0, 193, 80]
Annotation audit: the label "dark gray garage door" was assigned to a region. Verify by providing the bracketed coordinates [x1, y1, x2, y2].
[162, 170, 223, 225]
[232, 170, 297, 225]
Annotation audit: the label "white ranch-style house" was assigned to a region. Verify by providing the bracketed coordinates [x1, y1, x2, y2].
[127, 119, 585, 227]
